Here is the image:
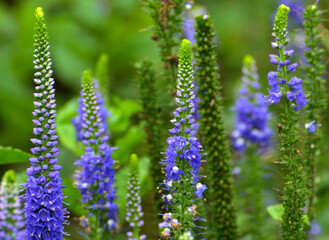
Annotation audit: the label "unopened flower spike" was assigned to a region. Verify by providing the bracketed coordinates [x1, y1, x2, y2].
[160, 39, 207, 239]
[136, 60, 163, 219]
[303, 3, 327, 220]
[194, 14, 237, 239]
[0, 170, 25, 239]
[232, 55, 271, 239]
[21, 7, 68, 240]
[125, 154, 146, 240]
[74, 70, 118, 238]
[267, 5, 308, 240]
[96, 53, 110, 105]
[141, 0, 185, 74]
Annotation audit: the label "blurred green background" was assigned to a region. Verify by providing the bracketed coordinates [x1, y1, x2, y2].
[1, 0, 329, 239]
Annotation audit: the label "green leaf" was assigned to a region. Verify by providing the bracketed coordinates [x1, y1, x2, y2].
[267, 204, 283, 222]
[113, 126, 145, 165]
[57, 97, 84, 155]
[108, 96, 142, 133]
[0, 146, 32, 165]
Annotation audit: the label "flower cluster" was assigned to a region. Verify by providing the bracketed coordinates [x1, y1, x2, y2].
[125, 154, 146, 240]
[22, 8, 67, 240]
[266, 5, 308, 111]
[0, 170, 25, 240]
[160, 40, 206, 238]
[232, 55, 272, 152]
[74, 71, 118, 232]
[72, 83, 110, 141]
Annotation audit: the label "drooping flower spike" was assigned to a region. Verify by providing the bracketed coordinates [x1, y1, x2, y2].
[0, 170, 25, 239]
[125, 154, 146, 240]
[194, 14, 237, 239]
[21, 7, 68, 240]
[268, 5, 308, 240]
[74, 70, 118, 238]
[160, 39, 207, 238]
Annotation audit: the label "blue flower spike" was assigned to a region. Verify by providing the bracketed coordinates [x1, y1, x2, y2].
[74, 70, 118, 238]
[160, 39, 207, 239]
[22, 7, 68, 240]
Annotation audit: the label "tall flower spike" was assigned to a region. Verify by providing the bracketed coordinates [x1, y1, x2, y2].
[136, 60, 163, 219]
[22, 7, 68, 240]
[125, 154, 146, 240]
[303, 3, 327, 220]
[232, 55, 272, 239]
[74, 70, 118, 238]
[268, 5, 308, 240]
[160, 39, 207, 238]
[194, 15, 237, 239]
[0, 170, 25, 239]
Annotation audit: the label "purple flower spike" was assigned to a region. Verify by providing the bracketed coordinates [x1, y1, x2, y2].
[22, 8, 68, 240]
[232, 55, 272, 152]
[74, 71, 118, 234]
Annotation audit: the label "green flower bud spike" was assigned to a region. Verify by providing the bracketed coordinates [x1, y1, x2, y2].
[194, 15, 237, 240]
[303, 3, 327, 220]
[125, 154, 146, 240]
[136, 60, 163, 221]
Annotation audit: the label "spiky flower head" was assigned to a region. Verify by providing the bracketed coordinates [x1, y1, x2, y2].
[194, 14, 237, 239]
[0, 170, 25, 239]
[22, 8, 68, 240]
[125, 154, 146, 240]
[74, 70, 118, 232]
[160, 40, 206, 238]
[232, 55, 272, 152]
[266, 4, 308, 111]
[72, 69, 110, 141]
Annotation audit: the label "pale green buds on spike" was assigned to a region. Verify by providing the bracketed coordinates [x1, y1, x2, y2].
[2, 170, 16, 185]
[179, 39, 192, 64]
[81, 70, 94, 90]
[35, 7, 44, 18]
[126, 154, 145, 239]
[275, 4, 290, 27]
[129, 153, 139, 173]
[243, 54, 255, 66]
